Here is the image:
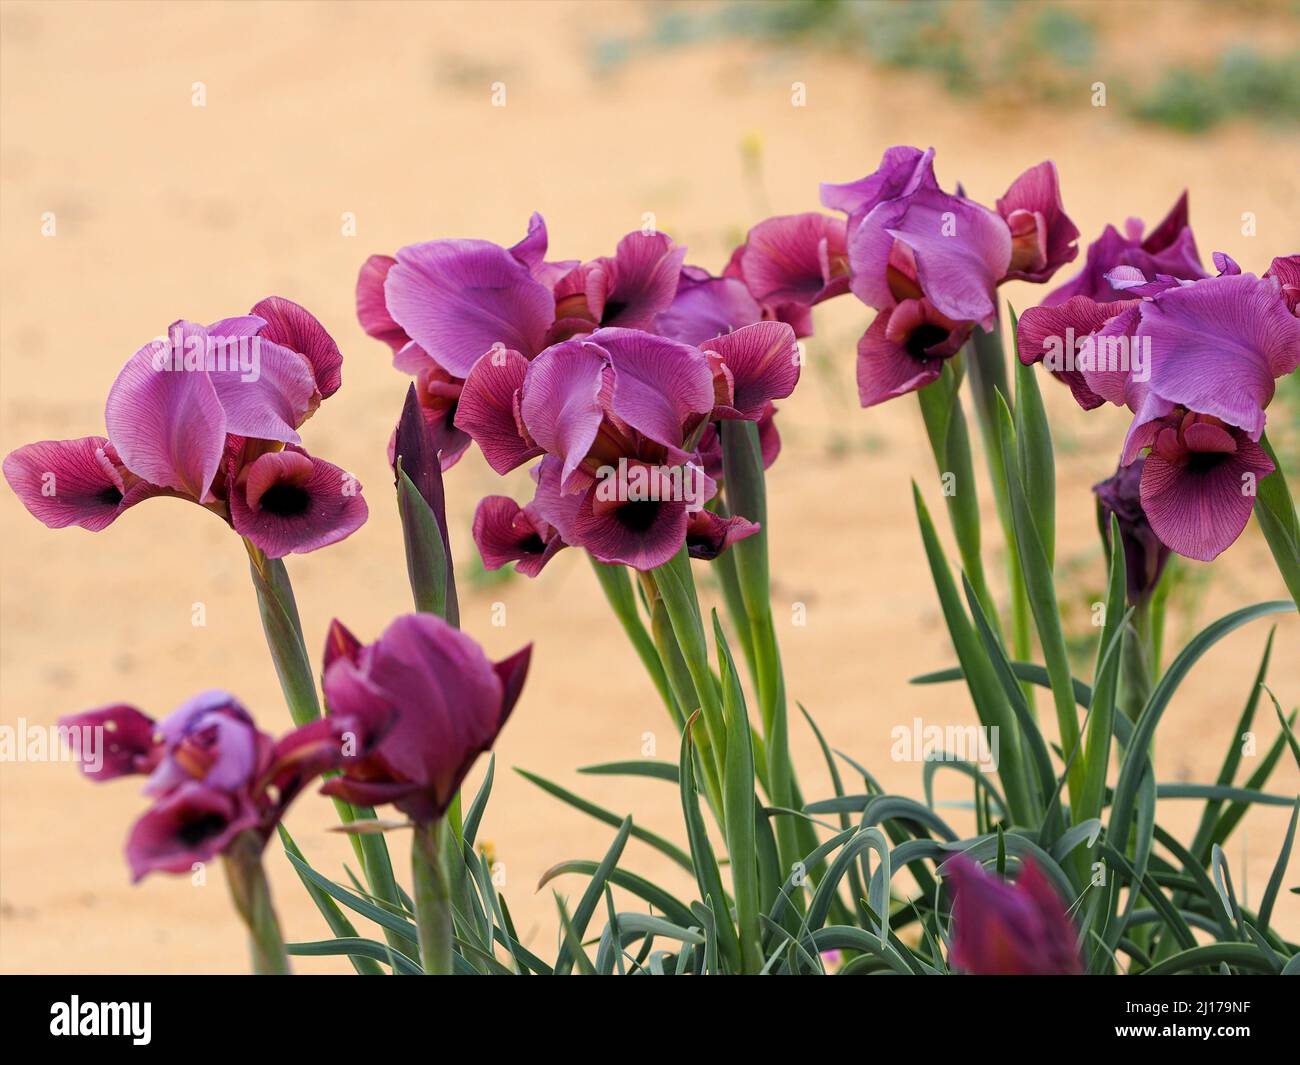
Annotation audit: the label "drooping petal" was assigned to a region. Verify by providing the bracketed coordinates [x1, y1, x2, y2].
[1017, 296, 1139, 410]
[57, 704, 160, 780]
[454, 348, 542, 474]
[125, 782, 258, 881]
[856, 302, 964, 408]
[105, 326, 228, 500]
[472, 495, 565, 577]
[356, 254, 410, 352]
[528, 455, 584, 545]
[685, 508, 759, 560]
[385, 235, 556, 376]
[229, 446, 367, 558]
[572, 480, 690, 571]
[251, 296, 344, 400]
[1140, 431, 1274, 561]
[700, 320, 801, 419]
[204, 330, 317, 444]
[597, 328, 715, 448]
[4, 436, 134, 531]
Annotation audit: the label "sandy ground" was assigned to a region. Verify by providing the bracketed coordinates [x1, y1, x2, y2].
[1, 0, 1297, 973]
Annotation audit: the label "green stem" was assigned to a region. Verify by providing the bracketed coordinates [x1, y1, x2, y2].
[1119, 601, 1154, 727]
[590, 558, 677, 716]
[718, 419, 811, 892]
[224, 834, 291, 975]
[966, 324, 1036, 708]
[412, 820, 455, 975]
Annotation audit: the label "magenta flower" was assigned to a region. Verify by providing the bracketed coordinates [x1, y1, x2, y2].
[472, 495, 567, 577]
[995, 161, 1080, 284]
[821, 146, 1077, 408]
[4, 301, 366, 558]
[550, 230, 687, 338]
[722, 213, 850, 333]
[1020, 265, 1300, 560]
[1044, 191, 1205, 307]
[456, 322, 792, 570]
[319, 614, 531, 824]
[943, 854, 1082, 975]
[1094, 457, 1172, 605]
[59, 691, 387, 881]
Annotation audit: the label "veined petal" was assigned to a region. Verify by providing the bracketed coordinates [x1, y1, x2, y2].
[455, 348, 542, 474]
[520, 339, 607, 484]
[386, 234, 556, 376]
[229, 446, 367, 558]
[251, 296, 344, 400]
[105, 326, 227, 500]
[356, 254, 410, 352]
[596, 328, 715, 448]
[700, 320, 800, 419]
[4, 436, 135, 531]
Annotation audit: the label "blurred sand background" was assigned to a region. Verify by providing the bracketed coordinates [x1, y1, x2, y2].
[1, 0, 1297, 973]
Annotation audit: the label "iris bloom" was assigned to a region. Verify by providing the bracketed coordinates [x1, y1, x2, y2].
[1044, 191, 1205, 307]
[455, 322, 794, 571]
[1019, 260, 1300, 560]
[4, 300, 366, 558]
[59, 690, 386, 881]
[943, 854, 1082, 975]
[1093, 457, 1171, 605]
[320, 614, 531, 824]
[820, 146, 1078, 407]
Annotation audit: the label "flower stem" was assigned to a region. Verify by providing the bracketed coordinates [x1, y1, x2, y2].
[412, 819, 455, 975]
[590, 558, 678, 717]
[223, 833, 291, 975]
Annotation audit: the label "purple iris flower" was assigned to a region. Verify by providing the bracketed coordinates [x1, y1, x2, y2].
[943, 854, 1082, 975]
[319, 614, 531, 824]
[472, 495, 567, 577]
[455, 322, 792, 571]
[550, 230, 687, 339]
[820, 146, 1077, 408]
[1094, 457, 1172, 605]
[4, 300, 366, 557]
[1020, 264, 1300, 560]
[59, 691, 387, 881]
[1044, 191, 1206, 307]
[721, 213, 850, 335]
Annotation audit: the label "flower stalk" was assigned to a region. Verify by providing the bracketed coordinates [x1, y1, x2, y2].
[411, 820, 455, 975]
[223, 832, 291, 976]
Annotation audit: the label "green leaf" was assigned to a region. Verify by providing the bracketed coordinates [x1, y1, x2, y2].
[911, 482, 1034, 824]
[578, 760, 679, 783]
[679, 711, 742, 972]
[1012, 329, 1055, 566]
[553, 816, 632, 975]
[538, 861, 696, 927]
[396, 462, 448, 619]
[1110, 600, 1295, 854]
[277, 826, 383, 975]
[1254, 432, 1300, 611]
[994, 392, 1083, 814]
[287, 937, 421, 975]
[714, 612, 763, 973]
[1258, 799, 1299, 936]
[515, 767, 692, 871]
[1140, 943, 1276, 975]
[284, 851, 419, 954]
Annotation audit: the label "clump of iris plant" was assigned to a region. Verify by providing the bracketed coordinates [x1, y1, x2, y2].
[59, 691, 389, 973]
[319, 613, 530, 975]
[819, 145, 1079, 407]
[3, 299, 366, 559]
[1019, 254, 1300, 561]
